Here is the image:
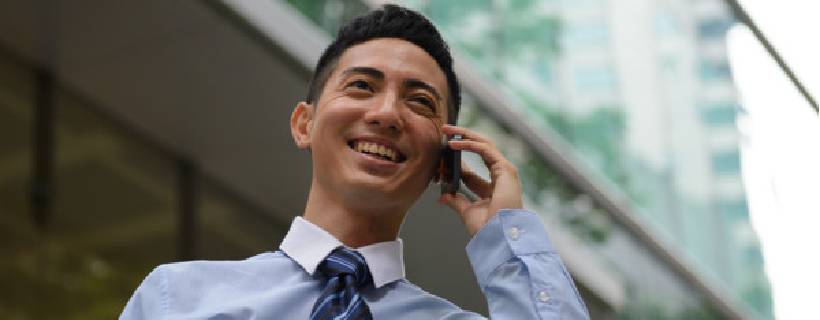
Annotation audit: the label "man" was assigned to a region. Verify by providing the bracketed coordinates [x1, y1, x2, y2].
[121, 4, 589, 319]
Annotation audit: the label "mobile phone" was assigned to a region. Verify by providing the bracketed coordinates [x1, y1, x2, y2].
[440, 134, 462, 195]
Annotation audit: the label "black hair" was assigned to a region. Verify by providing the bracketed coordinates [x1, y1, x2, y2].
[305, 4, 461, 123]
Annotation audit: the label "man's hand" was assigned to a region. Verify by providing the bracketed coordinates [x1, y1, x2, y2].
[438, 125, 523, 237]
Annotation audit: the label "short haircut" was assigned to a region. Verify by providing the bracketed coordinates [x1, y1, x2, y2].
[305, 4, 461, 123]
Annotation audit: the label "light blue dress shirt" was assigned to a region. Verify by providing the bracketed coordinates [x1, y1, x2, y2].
[120, 209, 589, 319]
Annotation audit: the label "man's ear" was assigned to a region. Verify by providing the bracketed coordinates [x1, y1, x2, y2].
[290, 101, 314, 149]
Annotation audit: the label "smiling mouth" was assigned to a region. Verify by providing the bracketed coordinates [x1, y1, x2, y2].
[347, 140, 407, 163]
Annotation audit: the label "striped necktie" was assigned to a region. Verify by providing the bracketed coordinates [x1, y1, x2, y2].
[310, 247, 373, 320]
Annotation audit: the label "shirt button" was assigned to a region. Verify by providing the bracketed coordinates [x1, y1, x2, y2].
[538, 290, 550, 303]
[508, 227, 520, 240]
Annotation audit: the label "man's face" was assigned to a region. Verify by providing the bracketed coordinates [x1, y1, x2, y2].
[301, 38, 449, 210]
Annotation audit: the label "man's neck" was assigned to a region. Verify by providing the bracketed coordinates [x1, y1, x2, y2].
[302, 183, 407, 248]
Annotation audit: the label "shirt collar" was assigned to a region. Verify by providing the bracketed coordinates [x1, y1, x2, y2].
[279, 216, 405, 288]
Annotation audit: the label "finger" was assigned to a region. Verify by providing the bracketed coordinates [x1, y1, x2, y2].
[442, 125, 492, 144]
[447, 139, 505, 174]
[438, 193, 471, 215]
[460, 164, 492, 198]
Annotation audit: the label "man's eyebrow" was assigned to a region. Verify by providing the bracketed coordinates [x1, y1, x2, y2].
[341, 66, 384, 80]
[404, 79, 442, 102]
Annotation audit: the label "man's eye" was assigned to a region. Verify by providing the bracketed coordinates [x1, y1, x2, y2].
[410, 97, 435, 110]
[346, 80, 372, 91]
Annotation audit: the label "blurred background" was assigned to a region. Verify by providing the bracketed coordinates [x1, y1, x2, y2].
[1, 0, 817, 319]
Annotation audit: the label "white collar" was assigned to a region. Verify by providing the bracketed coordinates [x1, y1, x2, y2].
[279, 216, 405, 288]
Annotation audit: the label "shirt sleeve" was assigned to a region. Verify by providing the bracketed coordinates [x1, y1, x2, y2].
[119, 266, 168, 320]
[466, 209, 590, 320]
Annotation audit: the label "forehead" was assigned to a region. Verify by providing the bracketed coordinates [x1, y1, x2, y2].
[333, 38, 448, 95]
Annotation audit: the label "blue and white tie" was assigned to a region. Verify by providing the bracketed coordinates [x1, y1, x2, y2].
[310, 247, 373, 320]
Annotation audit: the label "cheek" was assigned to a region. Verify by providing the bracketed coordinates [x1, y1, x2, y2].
[314, 99, 365, 133]
[412, 131, 444, 166]
[410, 118, 444, 158]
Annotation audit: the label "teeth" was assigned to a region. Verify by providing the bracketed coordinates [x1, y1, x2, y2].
[352, 140, 399, 162]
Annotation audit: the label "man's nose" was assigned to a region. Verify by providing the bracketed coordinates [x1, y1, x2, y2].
[364, 93, 403, 132]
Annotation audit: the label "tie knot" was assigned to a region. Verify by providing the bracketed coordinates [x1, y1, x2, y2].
[317, 247, 372, 288]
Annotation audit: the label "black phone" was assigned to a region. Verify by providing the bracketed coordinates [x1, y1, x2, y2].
[440, 133, 462, 195]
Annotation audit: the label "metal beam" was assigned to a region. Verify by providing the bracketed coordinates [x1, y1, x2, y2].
[725, 0, 819, 113]
[31, 68, 54, 231]
[178, 160, 198, 260]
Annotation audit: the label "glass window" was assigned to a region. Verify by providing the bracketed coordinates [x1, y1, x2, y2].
[0, 50, 178, 318]
[700, 59, 733, 81]
[655, 11, 683, 37]
[564, 22, 609, 49]
[702, 103, 738, 126]
[698, 19, 732, 38]
[575, 67, 617, 90]
[560, 0, 604, 7]
[717, 198, 749, 222]
[285, 0, 370, 34]
[0, 50, 36, 319]
[0, 47, 287, 318]
[712, 149, 741, 175]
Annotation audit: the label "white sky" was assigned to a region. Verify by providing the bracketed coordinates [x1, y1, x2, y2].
[727, 1, 820, 319]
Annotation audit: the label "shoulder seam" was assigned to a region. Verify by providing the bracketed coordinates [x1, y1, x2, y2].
[158, 266, 169, 320]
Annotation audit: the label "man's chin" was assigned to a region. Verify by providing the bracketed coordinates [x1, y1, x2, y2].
[343, 176, 422, 204]
[347, 176, 399, 194]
